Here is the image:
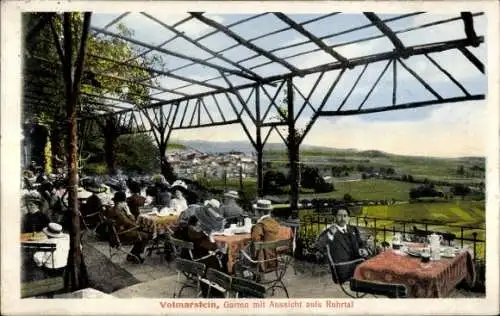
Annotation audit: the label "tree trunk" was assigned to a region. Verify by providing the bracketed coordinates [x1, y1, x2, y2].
[104, 127, 117, 175]
[60, 12, 91, 293]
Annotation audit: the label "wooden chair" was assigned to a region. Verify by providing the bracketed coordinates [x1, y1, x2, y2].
[325, 243, 367, 298]
[349, 279, 409, 298]
[230, 276, 266, 298]
[172, 258, 206, 298]
[21, 242, 63, 298]
[235, 239, 292, 298]
[203, 268, 232, 298]
[104, 218, 143, 263]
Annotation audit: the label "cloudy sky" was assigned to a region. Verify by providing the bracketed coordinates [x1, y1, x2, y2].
[90, 12, 487, 157]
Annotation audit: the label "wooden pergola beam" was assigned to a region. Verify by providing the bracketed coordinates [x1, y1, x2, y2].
[364, 12, 407, 53]
[190, 12, 301, 74]
[274, 13, 349, 66]
[141, 12, 266, 82]
[91, 26, 260, 82]
[89, 52, 224, 91]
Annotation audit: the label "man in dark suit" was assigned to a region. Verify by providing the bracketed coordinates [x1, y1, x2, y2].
[313, 208, 372, 284]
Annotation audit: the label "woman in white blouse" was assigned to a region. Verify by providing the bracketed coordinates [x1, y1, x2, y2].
[169, 180, 189, 215]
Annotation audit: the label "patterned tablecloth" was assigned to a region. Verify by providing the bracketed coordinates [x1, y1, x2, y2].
[137, 214, 178, 238]
[213, 226, 293, 274]
[353, 249, 476, 298]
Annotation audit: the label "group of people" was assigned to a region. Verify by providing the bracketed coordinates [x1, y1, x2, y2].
[22, 165, 375, 289]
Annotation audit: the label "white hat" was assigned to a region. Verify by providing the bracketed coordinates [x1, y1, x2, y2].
[204, 199, 221, 209]
[43, 223, 65, 238]
[252, 199, 273, 210]
[224, 190, 239, 199]
[171, 180, 188, 190]
[77, 187, 92, 199]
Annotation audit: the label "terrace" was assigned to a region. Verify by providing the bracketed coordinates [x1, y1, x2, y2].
[19, 10, 487, 301]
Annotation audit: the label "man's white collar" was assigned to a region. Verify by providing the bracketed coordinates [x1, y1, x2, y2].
[257, 214, 271, 223]
[334, 223, 347, 232]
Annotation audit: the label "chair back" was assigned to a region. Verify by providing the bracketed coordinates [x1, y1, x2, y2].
[21, 242, 57, 268]
[169, 236, 195, 259]
[205, 268, 232, 292]
[103, 219, 121, 248]
[253, 239, 291, 253]
[175, 258, 206, 276]
[231, 276, 266, 298]
[349, 279, 408, 298]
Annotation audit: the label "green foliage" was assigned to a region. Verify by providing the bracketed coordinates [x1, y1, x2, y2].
[167, 143, 186, 150]
[84, 163, 108, 175]
[115, 134, 159, 174]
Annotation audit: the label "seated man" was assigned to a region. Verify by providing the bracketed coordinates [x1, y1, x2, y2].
[218, 191, 245, 226]
[313, 208, 372, 284]
[174, 215, 228, 297]
[33, 223, 70, 277]
[126, 180, 146, 219]
[106, 191, 151, 263]
[250, 199, 281, 272]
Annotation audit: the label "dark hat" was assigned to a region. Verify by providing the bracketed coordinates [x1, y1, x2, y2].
[112, 191, 127, 203]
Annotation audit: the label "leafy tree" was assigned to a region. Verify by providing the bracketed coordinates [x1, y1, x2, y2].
[451, 184, 471, 199]
[115, 134, 160, 174]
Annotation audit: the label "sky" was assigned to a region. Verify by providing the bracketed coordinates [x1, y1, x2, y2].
[89, 12, 488, 158]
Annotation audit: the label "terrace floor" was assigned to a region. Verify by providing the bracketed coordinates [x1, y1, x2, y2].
[85, 235, 483, 299]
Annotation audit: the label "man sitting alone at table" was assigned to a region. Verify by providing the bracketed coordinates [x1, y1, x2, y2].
[106, 191, 151, 263]
[313, 208, 372, 284]
[33, 223, 70, 277]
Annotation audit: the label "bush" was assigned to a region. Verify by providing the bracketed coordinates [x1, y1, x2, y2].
[84, 163, 108, 176]
[343, 193, 354, 202]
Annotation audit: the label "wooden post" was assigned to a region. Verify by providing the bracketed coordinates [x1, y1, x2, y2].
[255, 85, 264, 197]
[287, 78, 300, 213]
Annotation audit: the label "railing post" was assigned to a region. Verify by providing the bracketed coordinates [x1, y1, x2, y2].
[403, 222, 406, 235]
[383, 226, 386, 242]
[425, 223, 428, 233]
[472, 232, 477, 260]
[373, 218, 377, 244]
[460, 227, 464, 248]
[356, 216, 359, 227]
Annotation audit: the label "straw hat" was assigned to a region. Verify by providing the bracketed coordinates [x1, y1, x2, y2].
[252, 199, 273, 210]
[171, 180, 188, 191]
[224, 190, 239, 199]
[204, 199, 221, 210]
[43, 223, 65, 238]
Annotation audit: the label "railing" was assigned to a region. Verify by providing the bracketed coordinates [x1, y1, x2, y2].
[296, 212, 485, 262]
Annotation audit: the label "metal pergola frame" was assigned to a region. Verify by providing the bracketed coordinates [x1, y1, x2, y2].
[25, 11, 485, 210]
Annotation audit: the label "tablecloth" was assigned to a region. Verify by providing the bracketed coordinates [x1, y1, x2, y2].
[137, 214, 178, 238]
[353, 249, 476, 298]
[213, 226, 293, 273]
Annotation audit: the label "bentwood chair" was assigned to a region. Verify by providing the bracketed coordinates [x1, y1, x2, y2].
[203, 268, 232, 298]
[173, 258, 207, 298]
[230, 276, 267, 298]
[349, 279, 409, 298]
[235, 239, 292, 298]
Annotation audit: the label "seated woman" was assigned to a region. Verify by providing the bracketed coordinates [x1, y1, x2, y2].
[22, 191, 50, 233]
[168, 180, 189, 216]
[249, 199, 281, 272]
[106, 191, 151, 263]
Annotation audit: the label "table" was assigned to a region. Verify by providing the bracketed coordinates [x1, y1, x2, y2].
[213, 226, 293, 273]
[21, 232, 48, 242]
[353, 248, 476, 298]
[137, 214, 178, 238]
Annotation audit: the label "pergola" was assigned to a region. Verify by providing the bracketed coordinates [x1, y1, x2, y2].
[23, 11, 485, 290]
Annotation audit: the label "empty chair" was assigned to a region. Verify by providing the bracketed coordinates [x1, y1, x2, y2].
[231, 276, 266, 298]
[173, 258, 207, 298]
[203, 268, 232, 298]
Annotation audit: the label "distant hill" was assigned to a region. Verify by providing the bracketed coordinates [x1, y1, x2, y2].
[173, 140, 484, 162]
